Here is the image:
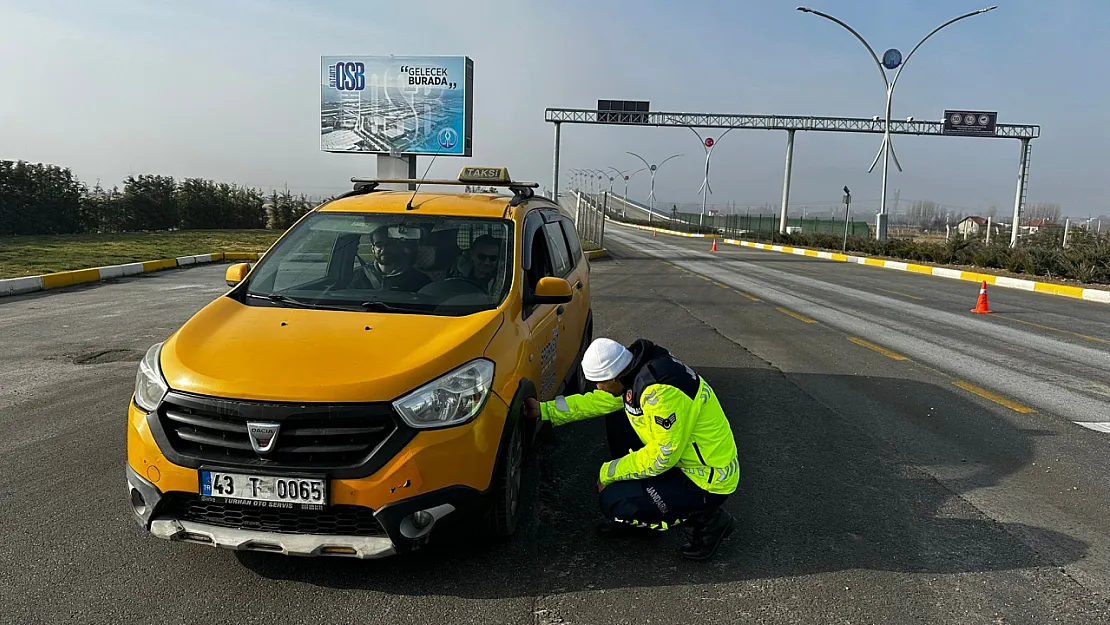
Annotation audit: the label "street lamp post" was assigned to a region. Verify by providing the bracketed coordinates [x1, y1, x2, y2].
[798, 5, 998, 243]
[688, 127, 734, 227]
[609, 166, 646, 218]
[626, 152, 683, 223]
[842, 186, 852, 252]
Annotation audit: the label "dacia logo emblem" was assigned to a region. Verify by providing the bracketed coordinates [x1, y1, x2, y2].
[246, 422, 281, 454]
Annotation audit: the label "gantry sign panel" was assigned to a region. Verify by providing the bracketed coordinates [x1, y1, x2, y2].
[547, 108, 1038, 139]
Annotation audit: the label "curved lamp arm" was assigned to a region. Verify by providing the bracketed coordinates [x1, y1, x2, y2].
[626, 151, 652, 170]
[797, 7, 888, 88]
[657, 153, 683, 169]
[891, 6, 997, 92]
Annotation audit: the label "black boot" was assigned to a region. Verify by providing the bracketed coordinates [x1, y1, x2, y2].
[595, 519, 665, 539]
[679, 508, 734, 561]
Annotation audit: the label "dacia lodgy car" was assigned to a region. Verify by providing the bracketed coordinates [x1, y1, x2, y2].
[126, 167, 594, 558]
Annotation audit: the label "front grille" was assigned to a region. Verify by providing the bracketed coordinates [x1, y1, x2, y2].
[155, 392, 399, 471]
[159, 493, 386, 536]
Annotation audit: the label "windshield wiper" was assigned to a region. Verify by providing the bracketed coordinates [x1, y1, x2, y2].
[359, 300, 427, 313]
[248, 293, 352, 311]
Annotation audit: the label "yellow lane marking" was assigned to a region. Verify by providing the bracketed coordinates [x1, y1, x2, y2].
[993, 315, 1110, 345]
[953, 381, 1036, 414]
[736, 290, 761, 302]
[715, 282, 731, 289]
[848, 337, 909, 361]
[776, 307, 817, 324]
[877, 287, 924, 301]
[698, 275, 712, 282]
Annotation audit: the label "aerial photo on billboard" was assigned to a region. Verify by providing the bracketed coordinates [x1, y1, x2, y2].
[320, 55, 473, 157]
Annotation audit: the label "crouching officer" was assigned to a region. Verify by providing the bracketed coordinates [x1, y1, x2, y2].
[524, 337, 739, 561]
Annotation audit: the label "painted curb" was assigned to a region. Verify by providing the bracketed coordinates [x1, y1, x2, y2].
[718, 238, 1110, 304]
[0, 252, 261, 298]
[606, 218, 1110, 305]
[585, 248, 610, 261]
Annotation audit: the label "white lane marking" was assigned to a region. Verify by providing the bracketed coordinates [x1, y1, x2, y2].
[1074, 422, 1110, 433]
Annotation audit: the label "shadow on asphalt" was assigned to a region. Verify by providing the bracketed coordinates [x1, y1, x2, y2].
[235, 366, 1086, 597]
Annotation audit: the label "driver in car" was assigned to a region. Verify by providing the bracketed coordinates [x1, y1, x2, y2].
[449, 234, 501, 295]
[366, 225, 432, 292]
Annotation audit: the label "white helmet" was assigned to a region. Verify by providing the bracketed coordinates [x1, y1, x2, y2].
[581, 338, 633, 382]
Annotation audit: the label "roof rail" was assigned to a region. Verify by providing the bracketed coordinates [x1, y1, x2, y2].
[347, 167, 539, 208]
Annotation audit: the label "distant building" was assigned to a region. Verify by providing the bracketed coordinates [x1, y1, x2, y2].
[956, 216, 989, 236]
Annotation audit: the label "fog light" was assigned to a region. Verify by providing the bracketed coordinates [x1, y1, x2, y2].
[411, 510, 433, 529]
[130, 488, 148, 515]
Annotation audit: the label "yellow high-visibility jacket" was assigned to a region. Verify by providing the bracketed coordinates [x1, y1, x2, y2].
[539, 340, 739, 495]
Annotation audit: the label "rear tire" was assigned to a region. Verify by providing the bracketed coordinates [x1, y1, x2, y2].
[486, 418, 524, 539]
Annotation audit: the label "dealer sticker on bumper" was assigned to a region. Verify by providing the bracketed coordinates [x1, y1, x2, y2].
[199, 470, 327, 510]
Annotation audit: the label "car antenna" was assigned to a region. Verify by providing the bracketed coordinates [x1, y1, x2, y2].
[406, 153, 440, 211]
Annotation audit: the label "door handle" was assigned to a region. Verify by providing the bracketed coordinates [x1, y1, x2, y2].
[574, 281, 583, 290]
[556, 305, 565, 316]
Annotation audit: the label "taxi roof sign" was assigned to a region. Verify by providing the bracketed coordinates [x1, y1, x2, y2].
[458, 167, 512, 184]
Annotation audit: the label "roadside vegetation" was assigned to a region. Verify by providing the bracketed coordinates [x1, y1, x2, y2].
[0, 230, 281, 279]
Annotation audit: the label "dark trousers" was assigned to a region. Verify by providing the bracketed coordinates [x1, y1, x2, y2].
[599, 410, 728, 529]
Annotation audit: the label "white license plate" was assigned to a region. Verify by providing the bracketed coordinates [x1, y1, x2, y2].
[199, 470, 327, 510]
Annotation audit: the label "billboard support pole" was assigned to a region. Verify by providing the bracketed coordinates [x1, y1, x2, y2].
[552, 122, 562, 202]
[376, 154, 417, 191]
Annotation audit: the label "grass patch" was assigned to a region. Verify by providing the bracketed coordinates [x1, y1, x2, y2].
[0, 230, 281, 279]
[582, 240, 602, 252]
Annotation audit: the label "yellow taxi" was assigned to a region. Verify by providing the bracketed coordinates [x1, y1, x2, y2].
[126, 167, 594, 558]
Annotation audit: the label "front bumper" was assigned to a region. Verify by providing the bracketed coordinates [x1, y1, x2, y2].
[127, 465, 480, 559]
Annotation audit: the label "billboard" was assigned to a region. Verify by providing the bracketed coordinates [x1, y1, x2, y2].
[321, 56, 473, 156]
[942, 110, 997, 137]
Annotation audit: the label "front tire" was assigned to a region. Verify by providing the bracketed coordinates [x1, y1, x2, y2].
[566, 317, 594, 395]
[486, 418, 524, 539]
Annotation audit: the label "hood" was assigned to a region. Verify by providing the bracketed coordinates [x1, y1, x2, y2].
[160, 296, 504, 403]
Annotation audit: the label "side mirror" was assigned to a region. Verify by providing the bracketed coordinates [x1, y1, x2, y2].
[225, 262, 250, 287]
[525, 276, 573, 305]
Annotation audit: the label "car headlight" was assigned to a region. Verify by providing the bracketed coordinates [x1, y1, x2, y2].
[134, 342, 168, 412]
[393, 359, 495, 429]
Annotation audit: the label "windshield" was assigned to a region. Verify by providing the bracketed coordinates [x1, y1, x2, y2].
[242, 211, 513, 316]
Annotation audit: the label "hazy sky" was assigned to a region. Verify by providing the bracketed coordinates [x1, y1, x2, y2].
[1, 0, 1106, 218]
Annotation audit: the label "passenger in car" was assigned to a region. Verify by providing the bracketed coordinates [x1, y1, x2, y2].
[449, 234, 501, 294]
[366, 226, 432, 292]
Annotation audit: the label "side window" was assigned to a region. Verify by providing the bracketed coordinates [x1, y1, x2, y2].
[525, 224, 554, 292]
[542, 222, 572, 278]
[559, 217, 582, 268]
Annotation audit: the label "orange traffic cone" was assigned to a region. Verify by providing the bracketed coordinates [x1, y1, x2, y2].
[711, 239, 718, 252]
[971, 281, 992, 314]
[653, 230, 657, 237]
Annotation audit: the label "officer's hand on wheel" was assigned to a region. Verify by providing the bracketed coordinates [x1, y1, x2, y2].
[524, 397, 541, 422]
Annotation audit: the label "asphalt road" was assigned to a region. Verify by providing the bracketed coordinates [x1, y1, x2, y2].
[2, 235, 1109, 624]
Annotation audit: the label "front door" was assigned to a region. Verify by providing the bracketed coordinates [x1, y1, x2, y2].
[523, 212, 562, 401]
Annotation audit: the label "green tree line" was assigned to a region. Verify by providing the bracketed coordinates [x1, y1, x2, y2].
[0, 159, 322, 236]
